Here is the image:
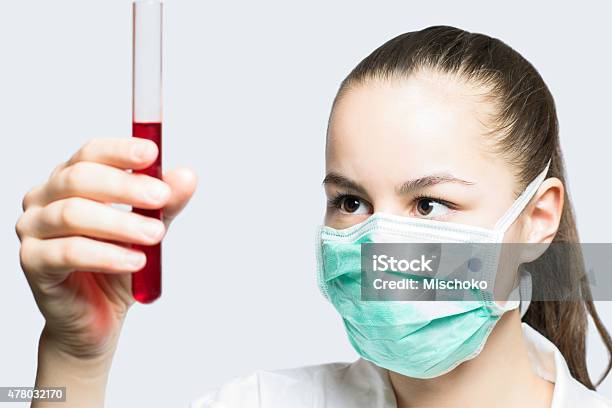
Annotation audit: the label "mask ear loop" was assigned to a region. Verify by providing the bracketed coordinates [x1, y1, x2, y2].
[490, 161, 548, 314]
[497, 268, 532, 314]
[518, 269, 532, 318]
[315, 224, 331, 300]
[494, 160, 551, 233]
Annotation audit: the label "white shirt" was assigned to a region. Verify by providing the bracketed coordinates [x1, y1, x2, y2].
[191, 323, 612, 408]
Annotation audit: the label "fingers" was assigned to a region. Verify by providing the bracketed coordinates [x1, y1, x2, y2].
[22, 183, 45, 211]
[22, 138, 162, 211]
[25, 161, 171, 210]
[20, 236, 147, 284]
[17, 197, 166, 245]
[16, 138, 198, 290]
[67, 137, 158, 170]
[162, 167, 198, 225]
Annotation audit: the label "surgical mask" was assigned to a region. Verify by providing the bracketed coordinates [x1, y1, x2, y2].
[316, 162, 549, 379]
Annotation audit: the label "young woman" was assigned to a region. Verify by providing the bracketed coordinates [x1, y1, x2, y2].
[16, 25, 612, 407]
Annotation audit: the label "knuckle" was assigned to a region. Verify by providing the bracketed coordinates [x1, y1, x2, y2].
[19, 238, 34, 273]
[49, 163, 66, 179]
[21, 193, 29, 211]
[58, 198, 83, 229]
[63, 162, 89, 190]
[61, 238, 81, 266]
[80, 138, 100, 158]
[22, 188, 36, 211]
[15, 214, 26, 240]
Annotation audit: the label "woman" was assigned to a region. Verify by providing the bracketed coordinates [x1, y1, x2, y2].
[16, 25, 612, 407]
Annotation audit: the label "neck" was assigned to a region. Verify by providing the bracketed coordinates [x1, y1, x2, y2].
[388, 310, 554, 408]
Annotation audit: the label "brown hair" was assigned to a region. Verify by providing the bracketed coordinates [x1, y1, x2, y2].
[331, 25, 612, 389]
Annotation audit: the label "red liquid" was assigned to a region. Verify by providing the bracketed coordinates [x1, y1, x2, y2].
[132, 122, 162, 303]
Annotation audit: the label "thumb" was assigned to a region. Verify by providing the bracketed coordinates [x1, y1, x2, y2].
[162, 167, 198, 226]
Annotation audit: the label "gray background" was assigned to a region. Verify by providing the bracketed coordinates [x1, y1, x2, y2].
[1, 0, 610, 406]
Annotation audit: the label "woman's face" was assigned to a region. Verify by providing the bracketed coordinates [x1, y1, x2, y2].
[324, 71, 524, 240]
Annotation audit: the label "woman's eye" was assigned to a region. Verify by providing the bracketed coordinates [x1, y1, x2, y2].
[338, 195, 369, 215]
[416, 198, 451, 218]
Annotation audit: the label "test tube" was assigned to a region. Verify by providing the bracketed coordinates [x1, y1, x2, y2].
[132, 0, 163, 303]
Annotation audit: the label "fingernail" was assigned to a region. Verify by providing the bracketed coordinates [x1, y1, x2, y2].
[132, 142, 154, 161]
[146, 183, 170, 203]
[125, 252, 146, 269]
[141, 221, 164, 241]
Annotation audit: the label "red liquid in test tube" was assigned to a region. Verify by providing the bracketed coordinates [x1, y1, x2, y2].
[132, 122, 162, 303]
[132, 0, 163, 303]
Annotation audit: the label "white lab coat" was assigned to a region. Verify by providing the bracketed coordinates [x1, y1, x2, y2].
[191, 323, 612, 407]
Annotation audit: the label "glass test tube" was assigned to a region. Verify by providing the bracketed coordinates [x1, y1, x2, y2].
[132, 0, 163, 303]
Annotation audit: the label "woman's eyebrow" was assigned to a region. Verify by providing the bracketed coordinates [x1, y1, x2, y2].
[322, 172, 474, 197]
[397, 173, 475, 195]
[322, 172, 368, 196]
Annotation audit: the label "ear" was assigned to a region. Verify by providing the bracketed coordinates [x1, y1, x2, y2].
[522, 177, 564, 245]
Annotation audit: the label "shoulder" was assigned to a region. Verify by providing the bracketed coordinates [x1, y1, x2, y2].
[558, 378, 612, 408]
[190, 359, 394, 408]
[521, 323, 612, 407]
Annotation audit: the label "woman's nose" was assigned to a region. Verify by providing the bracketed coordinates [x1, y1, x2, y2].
[371, 197, 408, 217]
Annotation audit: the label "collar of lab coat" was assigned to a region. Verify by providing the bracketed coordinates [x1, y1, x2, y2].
[190, 323, 611, 408]
[364, 322, 610, 408]
[520, 322, 611, 407]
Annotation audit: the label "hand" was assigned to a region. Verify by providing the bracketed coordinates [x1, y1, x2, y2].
[16, 138, 197, 359]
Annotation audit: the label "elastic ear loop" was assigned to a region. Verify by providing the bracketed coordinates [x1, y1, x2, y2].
[492, 161, 548, 312]
[494, 160, 551, 233]
[315, 225, 330, 300]
[500, 269, 532, 314]
[519, 270, 532, 318]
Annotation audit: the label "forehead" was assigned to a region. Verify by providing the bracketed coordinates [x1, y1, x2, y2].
[326, 71, 499, 174]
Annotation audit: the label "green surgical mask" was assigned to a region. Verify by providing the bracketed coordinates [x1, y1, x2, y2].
[315, 163, 548, 378]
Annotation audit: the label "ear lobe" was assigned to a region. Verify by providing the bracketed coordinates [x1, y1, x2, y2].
[525, 177, 564, 245]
